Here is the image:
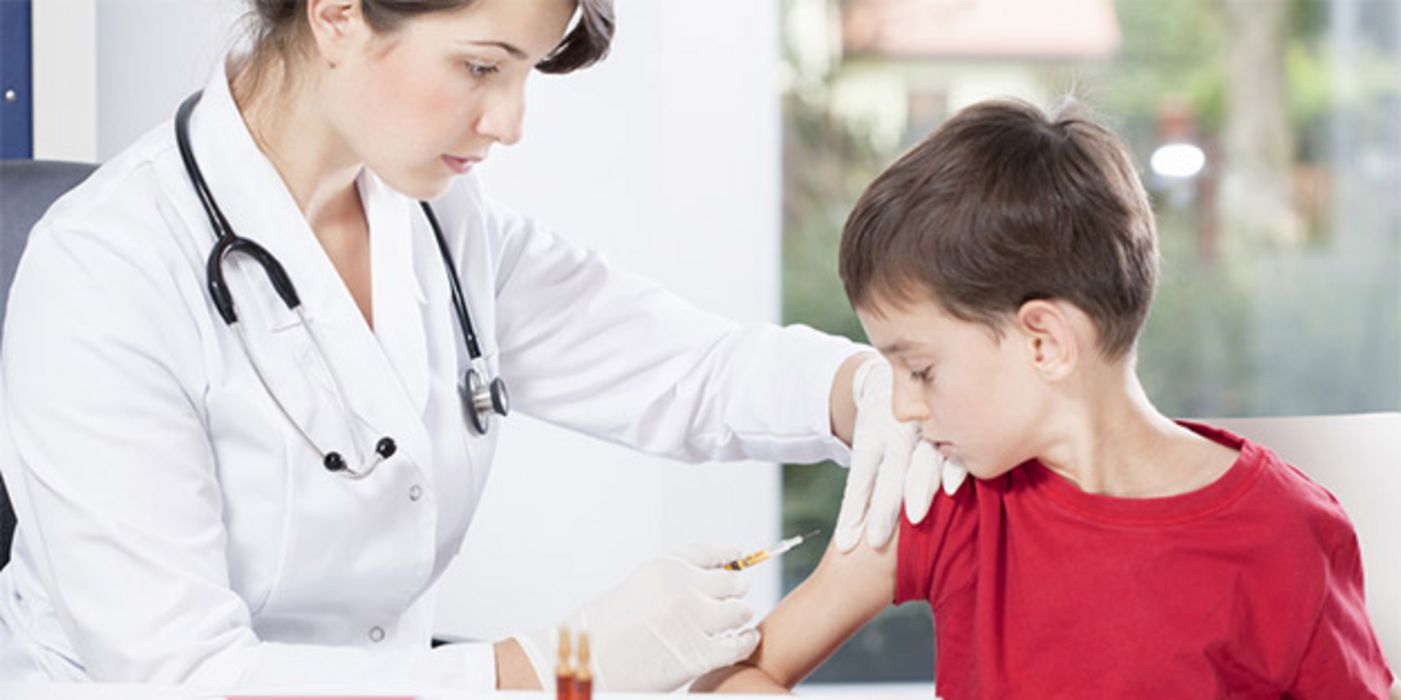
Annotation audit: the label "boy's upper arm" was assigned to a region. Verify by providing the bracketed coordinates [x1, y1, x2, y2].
[745, 531, 899, 689]
[1287, 531, 1395, 697]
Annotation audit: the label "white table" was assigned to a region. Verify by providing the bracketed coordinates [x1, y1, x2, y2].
[0, 684, 936, 700]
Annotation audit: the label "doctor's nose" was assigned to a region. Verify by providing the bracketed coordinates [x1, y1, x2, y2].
[478, 91, 524, 146]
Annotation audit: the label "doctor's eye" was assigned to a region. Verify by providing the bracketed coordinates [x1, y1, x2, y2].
[466, 61, 500, 78]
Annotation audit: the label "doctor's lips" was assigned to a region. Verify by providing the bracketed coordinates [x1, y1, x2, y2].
[442, 154, 482, 174]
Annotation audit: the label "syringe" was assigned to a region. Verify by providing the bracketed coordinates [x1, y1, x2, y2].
[723, 530, 821, 571]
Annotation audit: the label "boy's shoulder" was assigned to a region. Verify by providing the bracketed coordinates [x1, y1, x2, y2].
[1189, 421, 1361, 552]
[919, 420, 1365, 565]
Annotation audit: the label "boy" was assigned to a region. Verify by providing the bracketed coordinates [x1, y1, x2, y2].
[693, 99, 1396, 698]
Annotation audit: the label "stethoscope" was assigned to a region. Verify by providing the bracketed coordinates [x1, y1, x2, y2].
[175, 91, 508, 480]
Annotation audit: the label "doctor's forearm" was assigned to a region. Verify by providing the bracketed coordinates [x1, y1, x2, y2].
[829, 352, 875, 446]
[494, 639, 543, 690]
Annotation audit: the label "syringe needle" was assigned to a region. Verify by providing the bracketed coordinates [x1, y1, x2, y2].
[769, 529, 823, 557]
[724, 530, 823, 571]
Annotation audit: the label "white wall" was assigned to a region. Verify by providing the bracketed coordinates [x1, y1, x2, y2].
[31, 0, 98, 160]
[32, 0, 243, 161]
[34, 0, 788, 638]
[443, 0, 786, 639]
[94, 0, 245, 160]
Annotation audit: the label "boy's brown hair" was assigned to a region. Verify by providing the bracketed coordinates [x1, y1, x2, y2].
[838, 98, 1159, 359]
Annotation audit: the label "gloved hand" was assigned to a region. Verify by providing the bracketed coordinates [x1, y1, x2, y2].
[513, 544, 759, 692]
[834, 354, 969, 552]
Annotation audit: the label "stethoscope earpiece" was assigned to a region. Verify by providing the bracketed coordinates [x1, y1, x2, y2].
[323, 452, 347, 473]
[176, 91, 508, 481]
[376, 437, 397, 459]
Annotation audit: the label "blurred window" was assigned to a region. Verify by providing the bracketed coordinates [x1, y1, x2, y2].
[781, 0, 1401, 685]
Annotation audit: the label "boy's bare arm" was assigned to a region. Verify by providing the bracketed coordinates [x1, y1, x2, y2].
[692, 532, 900, 693]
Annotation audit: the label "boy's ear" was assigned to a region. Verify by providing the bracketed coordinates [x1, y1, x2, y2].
[1014, 300, 1077, 381]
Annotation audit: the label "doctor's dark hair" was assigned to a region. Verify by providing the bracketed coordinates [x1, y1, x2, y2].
[838, 99, 1159, 360]
[246, 0, 614, 74]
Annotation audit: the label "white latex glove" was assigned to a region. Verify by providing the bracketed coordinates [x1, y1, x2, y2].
[513, 544, 759, 693]
[833, 354, 969, 552]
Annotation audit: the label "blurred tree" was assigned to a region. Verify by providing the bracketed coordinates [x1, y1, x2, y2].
[1222, 0, 1305, 248]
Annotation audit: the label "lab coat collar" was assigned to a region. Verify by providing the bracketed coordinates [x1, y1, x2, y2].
[362, 172, 431, 418]
[183, 55, 434, 469]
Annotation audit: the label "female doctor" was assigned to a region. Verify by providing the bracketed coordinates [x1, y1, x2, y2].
[0, 0, 959, 690]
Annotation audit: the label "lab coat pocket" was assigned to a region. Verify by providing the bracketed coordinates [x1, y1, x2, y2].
[258, 318, 360, 454]
[202, 383, 294, 616]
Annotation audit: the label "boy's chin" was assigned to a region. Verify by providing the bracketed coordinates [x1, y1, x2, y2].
[963, 458, 1022, 481]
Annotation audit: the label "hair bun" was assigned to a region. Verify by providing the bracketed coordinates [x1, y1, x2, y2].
[252, 0, 301, 24]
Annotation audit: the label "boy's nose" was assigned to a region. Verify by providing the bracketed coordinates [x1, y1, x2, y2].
[890, 375, 929, 424]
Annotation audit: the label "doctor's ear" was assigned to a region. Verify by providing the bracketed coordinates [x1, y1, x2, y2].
[1013, 299, 1078, 381]
[306, 0, 367, 69]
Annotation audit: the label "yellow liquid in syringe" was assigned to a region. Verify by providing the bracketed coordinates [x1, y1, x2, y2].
[723, 530, 820, 571]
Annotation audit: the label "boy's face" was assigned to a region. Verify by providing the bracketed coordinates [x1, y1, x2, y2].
[857, 295, 1051, 480]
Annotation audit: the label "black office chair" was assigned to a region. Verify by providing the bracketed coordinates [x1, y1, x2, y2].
[0, 159, 98, 571]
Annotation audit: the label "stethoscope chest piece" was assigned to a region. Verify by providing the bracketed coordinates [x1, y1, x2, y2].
[464, 363, 510, 436]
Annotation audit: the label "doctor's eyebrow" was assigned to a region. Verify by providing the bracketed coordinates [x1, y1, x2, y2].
[458, 40, 527, 60]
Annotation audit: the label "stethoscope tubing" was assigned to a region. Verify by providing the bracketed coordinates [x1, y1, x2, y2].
[174, 90, 508, 479]
[419, 201, 484, 360]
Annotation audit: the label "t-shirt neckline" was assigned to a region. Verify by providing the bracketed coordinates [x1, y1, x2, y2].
[1021, 421, 1267, 526]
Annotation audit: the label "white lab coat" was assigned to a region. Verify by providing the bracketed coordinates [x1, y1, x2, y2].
[0, 61, 857, 685]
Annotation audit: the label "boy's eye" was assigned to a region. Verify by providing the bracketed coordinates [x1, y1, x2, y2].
[910, 367, 934, 384]
[467, 62, 500, 77]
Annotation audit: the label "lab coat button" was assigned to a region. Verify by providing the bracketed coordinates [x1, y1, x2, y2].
[409, 485, 423, 501]
[369, 626, 386, 642]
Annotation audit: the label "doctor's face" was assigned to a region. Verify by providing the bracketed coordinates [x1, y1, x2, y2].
[325, 0, 576, 199]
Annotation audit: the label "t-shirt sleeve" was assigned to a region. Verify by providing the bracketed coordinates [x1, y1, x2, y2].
[1286, 529, 1394, 698]
[895, 479, 980, 607]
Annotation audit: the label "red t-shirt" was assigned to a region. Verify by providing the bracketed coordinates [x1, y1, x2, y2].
[895, 421, 1394, 699]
